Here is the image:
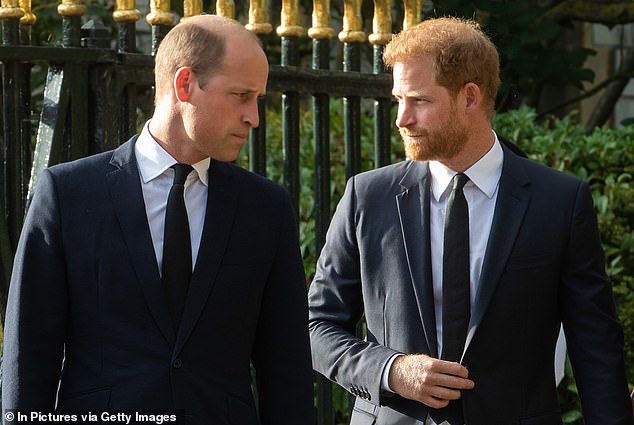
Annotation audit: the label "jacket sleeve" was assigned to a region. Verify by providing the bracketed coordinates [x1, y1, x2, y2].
[3, 169, 68, 409]
[308, 177, 398, 406]
[251, 189, 315, 425]
[560, 181, 632, 424]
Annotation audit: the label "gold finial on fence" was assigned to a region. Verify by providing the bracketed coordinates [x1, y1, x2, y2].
[246, 0, 272, 34]
[369, 0, 391, 45]
[0, 0, 23, 19]
[113, 0, 141, 23]
[308, 0, 333, 39]
[146, 0, 174, 26]
[215, 0, 234, 19]
[339, 0, 365, 43]
[403, 0, 422, 29]
[19, 0, 35, 24]
[57, 0, 86, 17]
[182, 0, 202, 19]
[277, 0, 304, 37]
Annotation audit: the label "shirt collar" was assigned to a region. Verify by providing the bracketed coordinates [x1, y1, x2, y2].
[429, 130, 503, 201]
[135, 121, 210, 186]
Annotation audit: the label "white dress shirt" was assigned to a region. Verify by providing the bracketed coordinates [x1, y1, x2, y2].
[429, 134, 503, 357]
[381, 132, 504, 425]
[134, 122, 210, 273]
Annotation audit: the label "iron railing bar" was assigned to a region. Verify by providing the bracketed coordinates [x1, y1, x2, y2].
[1, 31, 27, 259]
[0, 52, 393, 99]
[281, 35, 301, 222]
[343, 42, 362, 179]
[249, 34, 268, 178]
[312, 37, 334, 425]
[68, 63, 89, 160]
[373, 44, 392, 167]
[1, 18, 23, 320]
[118, 21, 140, 141]
[312, 38, 331, 255]
[0, 199, 13, 319]
[61, 14, 81, 48]
[268, 65, 392, 98]
[0, 45, 115, 63]
[249, 97, 267, 177]
[113, 64, 154, 87]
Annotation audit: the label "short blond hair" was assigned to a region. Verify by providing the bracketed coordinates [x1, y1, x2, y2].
[384, 16, 500, 115]
[154, 15, 262, 99]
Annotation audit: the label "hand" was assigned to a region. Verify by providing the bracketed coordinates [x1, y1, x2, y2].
[388, 353, 475, 409]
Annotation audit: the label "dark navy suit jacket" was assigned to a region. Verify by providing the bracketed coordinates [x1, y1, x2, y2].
[3, 137, 314, 425]
[308, 144, 632, 425]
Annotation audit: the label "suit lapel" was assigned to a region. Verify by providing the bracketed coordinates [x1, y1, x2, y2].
[396, 161, 439, 358]
[106, 136, 176, 346]
[175, 160, 239, 354]
[463, 148, 531, 354]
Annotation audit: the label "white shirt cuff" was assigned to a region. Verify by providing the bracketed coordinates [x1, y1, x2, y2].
[381, 353, 403, 393]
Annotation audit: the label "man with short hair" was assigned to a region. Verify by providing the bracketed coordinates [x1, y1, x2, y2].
[308, 16, 632, 425]
[3, 15, 314, 425]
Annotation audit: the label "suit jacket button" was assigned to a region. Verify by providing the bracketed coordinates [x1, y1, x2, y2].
[173, 359, 182, 369]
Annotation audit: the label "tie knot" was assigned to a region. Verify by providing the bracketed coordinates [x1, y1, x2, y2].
[172, 164, 193, 185]
[452, 173, 469, 191]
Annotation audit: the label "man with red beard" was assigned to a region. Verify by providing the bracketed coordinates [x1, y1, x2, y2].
[308, 16, 632, 425]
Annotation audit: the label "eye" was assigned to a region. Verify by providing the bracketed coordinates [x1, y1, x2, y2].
[234, 92, 262, 104]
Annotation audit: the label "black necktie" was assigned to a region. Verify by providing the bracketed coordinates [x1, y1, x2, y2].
[162, 163, 193, 328]
[432, 173, 470, 425]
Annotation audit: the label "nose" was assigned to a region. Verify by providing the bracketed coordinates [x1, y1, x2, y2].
[244, 99, 260, 128]
[395, 100, 413, 129]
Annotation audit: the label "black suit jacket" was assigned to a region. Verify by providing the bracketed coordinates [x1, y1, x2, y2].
[3, 137, 315, 425]
[308, 144, 632, 425]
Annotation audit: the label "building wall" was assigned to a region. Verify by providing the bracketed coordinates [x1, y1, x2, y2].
[582, 23, 634, 127]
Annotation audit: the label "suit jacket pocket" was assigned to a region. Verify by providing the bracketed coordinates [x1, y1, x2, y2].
[227, 394, 259, 425]
[59, 387, 111, 409]
[351, 398, 377, 425]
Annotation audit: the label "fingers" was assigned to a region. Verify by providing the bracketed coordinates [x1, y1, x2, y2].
[388, 353, 475, 407]
[421, 382, 467, 409]
[431, 364, 475, 390]
[421, 395, 451, 409]
[426, 356, 471, 380]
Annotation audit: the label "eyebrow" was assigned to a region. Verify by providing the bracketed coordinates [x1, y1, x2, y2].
[229, 87, 263, 94]
[392, 90, 429, 98]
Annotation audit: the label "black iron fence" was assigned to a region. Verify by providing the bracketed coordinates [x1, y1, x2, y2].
[0, 0, 422, 422]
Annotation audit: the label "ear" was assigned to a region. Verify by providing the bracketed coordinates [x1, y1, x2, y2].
[173, 67, 195, 102]
[463, 82, 481, 113]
